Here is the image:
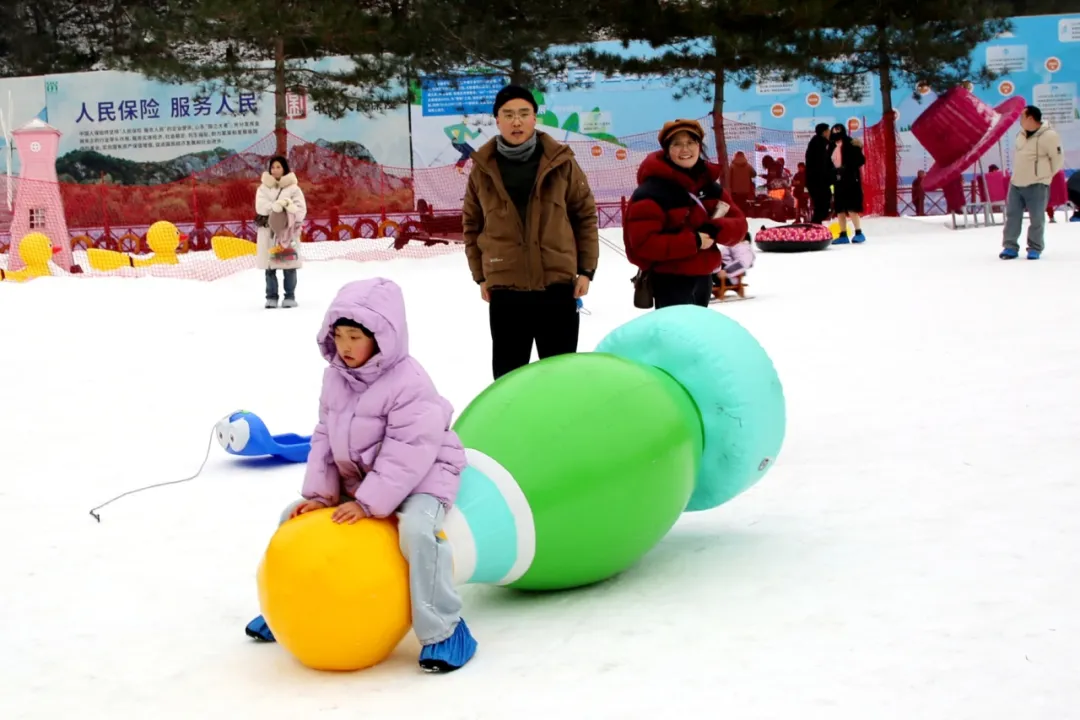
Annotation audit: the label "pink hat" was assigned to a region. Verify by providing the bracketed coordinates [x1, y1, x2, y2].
[911, 86, 1026, 191]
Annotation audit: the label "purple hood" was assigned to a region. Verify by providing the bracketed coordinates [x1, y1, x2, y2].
[318, 278, 410, 385]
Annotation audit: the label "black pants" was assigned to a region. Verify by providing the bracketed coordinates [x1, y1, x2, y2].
[489, 283, 579, 380]
[652, 272, 712, 309]
[809, 185, 833, 223]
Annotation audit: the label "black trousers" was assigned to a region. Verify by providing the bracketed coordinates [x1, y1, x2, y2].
[652, 272, 712, 309]
[489, 283, 579, 380]
[809, 184, 833, 223]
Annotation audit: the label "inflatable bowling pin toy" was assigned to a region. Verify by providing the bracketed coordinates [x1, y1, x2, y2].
[256, 305, 786, 671]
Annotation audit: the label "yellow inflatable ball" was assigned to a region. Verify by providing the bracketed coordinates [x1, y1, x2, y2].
[828, 221, 842, 239]
[256, 508, 412, 671]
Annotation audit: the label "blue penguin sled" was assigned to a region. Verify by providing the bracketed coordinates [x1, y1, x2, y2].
[215, 411, 312, 463]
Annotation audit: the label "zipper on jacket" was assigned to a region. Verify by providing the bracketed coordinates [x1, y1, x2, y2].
[526, 155, 563, 289]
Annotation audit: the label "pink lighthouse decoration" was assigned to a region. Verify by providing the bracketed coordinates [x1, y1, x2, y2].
[7, 118, 77, 273]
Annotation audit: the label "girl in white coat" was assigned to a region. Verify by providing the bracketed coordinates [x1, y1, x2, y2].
[256, 156, 307, 308]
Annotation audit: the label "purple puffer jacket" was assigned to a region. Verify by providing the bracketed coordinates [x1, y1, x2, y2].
[301, 277, 466, 518]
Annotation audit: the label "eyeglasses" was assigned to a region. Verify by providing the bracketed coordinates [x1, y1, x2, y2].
[499, 109, 534, 121]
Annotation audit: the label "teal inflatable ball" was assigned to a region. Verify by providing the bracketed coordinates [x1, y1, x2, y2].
[595, 305, 786, 511]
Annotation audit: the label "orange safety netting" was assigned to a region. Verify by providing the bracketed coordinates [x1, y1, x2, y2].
[860, 117, 900, 217]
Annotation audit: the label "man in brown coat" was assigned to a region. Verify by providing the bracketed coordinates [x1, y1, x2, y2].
[462, 84, 599, 380]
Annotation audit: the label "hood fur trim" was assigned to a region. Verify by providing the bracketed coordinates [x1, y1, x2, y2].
[261, 171, 298, 188]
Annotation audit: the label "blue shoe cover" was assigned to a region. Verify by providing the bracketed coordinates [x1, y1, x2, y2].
[245, 615, 275, 642]
[419, 619, 477, 673]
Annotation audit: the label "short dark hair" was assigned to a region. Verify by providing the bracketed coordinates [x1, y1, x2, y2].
[816, 123, 829, 135]
[268, 155, 290, 175]
[1024, 105, 1042, 122]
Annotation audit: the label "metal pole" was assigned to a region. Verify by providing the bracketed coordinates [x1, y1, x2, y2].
[7, 90, 12, 212]
[975, 158, 992, 226]
[1, 91, 10, 211]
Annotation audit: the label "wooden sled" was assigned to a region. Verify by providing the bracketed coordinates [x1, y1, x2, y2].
[711, 273, 751, 302]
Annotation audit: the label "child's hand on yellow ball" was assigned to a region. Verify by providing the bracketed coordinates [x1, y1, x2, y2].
[289, 499, 326, 519]
[332, 501, 367, 524]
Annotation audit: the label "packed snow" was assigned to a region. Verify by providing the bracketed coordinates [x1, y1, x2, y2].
[1, 218, 1078, 719]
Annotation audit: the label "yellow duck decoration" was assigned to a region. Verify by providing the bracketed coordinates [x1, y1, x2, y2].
[211, 234, 257, 261]
[86, 221, 188, 271]
[0, 232, 60, 282]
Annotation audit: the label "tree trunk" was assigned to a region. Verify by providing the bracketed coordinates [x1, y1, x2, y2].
[509, 57, 528, 86]
[711, 65, 730, 185]
[274, 35, 287, 156]
[876, 41, 899, 217]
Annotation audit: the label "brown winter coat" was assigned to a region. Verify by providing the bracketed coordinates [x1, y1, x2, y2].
[728, 153, 757, 195]
[462, 133, 599, 290]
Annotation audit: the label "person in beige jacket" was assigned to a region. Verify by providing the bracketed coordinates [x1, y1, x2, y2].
[1001, 105, 1064, 260]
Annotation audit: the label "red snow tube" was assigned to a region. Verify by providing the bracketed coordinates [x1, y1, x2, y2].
[754, 223, 833, 253]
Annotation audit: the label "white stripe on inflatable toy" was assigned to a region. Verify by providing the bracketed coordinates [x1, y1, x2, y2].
[463, 448, 536, 586]
[443, 505, 476, 586]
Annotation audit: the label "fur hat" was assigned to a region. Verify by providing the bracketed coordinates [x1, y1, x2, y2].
[658, 119, 706, 148]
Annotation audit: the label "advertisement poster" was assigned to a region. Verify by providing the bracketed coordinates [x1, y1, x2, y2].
[410, 13, 1080, 181]
[0, 56, 411, 181]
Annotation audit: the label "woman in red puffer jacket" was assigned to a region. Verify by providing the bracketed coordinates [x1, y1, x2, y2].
[625, 119, 748, 308]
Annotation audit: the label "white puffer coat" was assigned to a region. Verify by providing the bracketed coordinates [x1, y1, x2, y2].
[255, 171, 307, 270]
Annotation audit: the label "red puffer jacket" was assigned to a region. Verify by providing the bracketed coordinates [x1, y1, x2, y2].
[624, 151, 748, 276]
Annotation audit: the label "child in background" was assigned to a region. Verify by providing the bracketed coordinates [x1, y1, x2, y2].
[711, 201, 755, 280]
[720, 235, 755, 280]
[244, 277, 476, 674]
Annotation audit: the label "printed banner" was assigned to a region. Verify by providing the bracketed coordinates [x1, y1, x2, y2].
[0, 56, 411, 180]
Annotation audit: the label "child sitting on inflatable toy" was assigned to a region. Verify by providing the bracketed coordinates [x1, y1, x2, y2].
[244, 277, 476, 673]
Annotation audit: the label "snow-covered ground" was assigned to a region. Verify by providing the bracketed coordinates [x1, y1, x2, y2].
[1, 218, 1078, 719]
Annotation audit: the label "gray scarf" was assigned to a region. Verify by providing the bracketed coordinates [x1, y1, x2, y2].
[495, 131, 538, 162]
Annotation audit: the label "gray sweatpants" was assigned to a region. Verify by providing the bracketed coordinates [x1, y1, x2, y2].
[1002, 183, 1050, 252]
[279, 493, 462, 645]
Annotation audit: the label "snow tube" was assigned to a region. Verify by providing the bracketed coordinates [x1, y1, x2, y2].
[754, 223, 833, 253]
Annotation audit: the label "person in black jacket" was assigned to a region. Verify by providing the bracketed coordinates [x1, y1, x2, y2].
[1067, 170, 1080, 222]
[828, 123, 866, 244]
[804, 123, 833, 223]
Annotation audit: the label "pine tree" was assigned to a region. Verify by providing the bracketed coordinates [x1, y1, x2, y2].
[404, 0, 605, 87]
[106, 0, 405, 154]
[579, 0, 847, 179]
[0, 0, 127, 77]
[811, 3, 1014, 215]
